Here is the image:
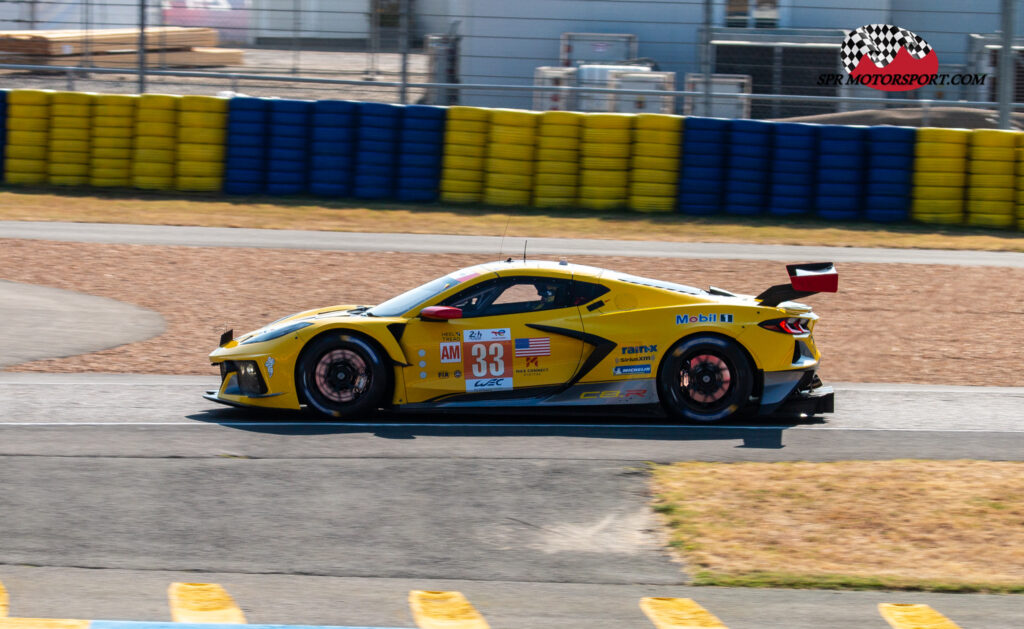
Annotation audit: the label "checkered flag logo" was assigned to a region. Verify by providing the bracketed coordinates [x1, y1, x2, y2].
[841, 24, 933, 74]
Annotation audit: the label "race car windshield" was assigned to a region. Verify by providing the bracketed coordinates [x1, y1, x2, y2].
[367, 275, 462, 317]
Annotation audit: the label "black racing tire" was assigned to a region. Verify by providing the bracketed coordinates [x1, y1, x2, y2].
[657, 334, 753, 423]
[296, 332, 388, 419]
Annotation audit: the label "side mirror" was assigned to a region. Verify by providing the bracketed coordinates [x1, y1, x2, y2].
[420, 305, 463, 321]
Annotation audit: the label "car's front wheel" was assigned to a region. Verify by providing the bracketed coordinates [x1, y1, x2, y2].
[297, 333, 387, 418]
[658, 334, 753, 423]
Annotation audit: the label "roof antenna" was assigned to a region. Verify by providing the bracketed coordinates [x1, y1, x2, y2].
[497, 216, 511, 259]
[523, 239, 528, 262]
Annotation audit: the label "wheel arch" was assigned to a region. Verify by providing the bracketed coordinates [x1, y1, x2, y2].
[657, 330, 762, 405]
[293, 327, 395, 407]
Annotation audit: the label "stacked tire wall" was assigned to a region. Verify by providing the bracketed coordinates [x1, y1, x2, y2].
[1, 89, 1022, 231]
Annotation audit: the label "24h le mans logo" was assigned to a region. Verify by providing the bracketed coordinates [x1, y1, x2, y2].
[840, 24, 938, 92]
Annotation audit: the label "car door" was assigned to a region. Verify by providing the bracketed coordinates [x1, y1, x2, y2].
[398, 274, 586, 403]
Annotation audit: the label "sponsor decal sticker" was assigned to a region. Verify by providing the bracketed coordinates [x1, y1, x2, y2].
[614, 364, 652, 376]
[469, 377, 512, 391]
[676, 313, 732, 324]
[621, 344, 657, 355]
[264, 356, 274, 378]
[437, 370, 451, 379]
[464, 328, 510, 342]
[440, 341, 461, 363]
[515, 337, 551, 357]
[464, 329, 512, 391]
[579, 388, 648, 399]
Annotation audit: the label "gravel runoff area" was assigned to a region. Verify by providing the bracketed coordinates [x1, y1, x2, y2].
[2, 238, 1022, 387]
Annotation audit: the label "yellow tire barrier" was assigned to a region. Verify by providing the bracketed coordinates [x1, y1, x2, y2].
[93, 138, 133, 150]
[537, 136, 579, 150]
[94, 105, 135, 118]
[536, 124, 579, 138]
[579, 184, 628, 198]
[634, 129, 680, 144]
[535, 172, 578, 186]
[911, 198, 964, 213]
[4, 172, 47, 184]
[488, 143, 534, 161]
[52, 104, 91, 118]
[913, 171, 967, 187]
[966, 199, 1014, 214]
[177, 161, 224, 177]
[443, 155, 484, 171]
[914, 142, 967, 158]
[631, 168, 677, 183]
[8, 104, 50, 119]
[52, 91, 93, 105]
[50, 117, 90, 132]
[133, 162, 175, 178]
[968, 159, 1015, 175]
[178, 111, 227, 129]
[180, 96, 228, 113]
[445, 130, 487, 146]
[534, 184, 576, 197]
[136, 108, 178, 124]
[632, 143, 680, 158]
[912, 186, 964, 200]
[136, 121, 178, 137]
[578, 197, 626, 210]
[535, 161, 578, 174]
[51, 127, 90, 141]
[177, 143, 224, 162]
[1017, 190, 1024, 203]
[581, 156, 629, 170]
[580, 142, 631, 158]
[96, 94, 137, 106]
[533, 196, 575, 208]
[485, 158, 532, 175]
[49, 150, 90, 164]
[441, 168, 484, 183]
[633, 155, 680, 171]
[440, 191, 483, 203]
[967, 187, 1014, 202]
[90, 177, 130, 187]
[967, 212, 1015, 228]
[490, 109, 539, 127]
[968, 146, 1015, 161]
[440, 179, 483, 193]
[447, 106, 490, 121]
[917, 127, 970, 143]
[483, 188, 531, 205]
[582, 128, 631, 143]
[134, 148, 176, 163]
[582, 113, 633, 129]
[176, 176, 222, 191]
[630, 195, 676, 212]
[7, 131, 48, 145]
[48, 175, 89, 186]
[9, 117, 48, 132]
[540, 111, 582, 125]
[91, 158, 132, 170]
[487, 173, 532, 189]
[179, 127, 226, 145]
[4, 158, 47, 173]
[446, 120, 488, 134]
[132, 176, 174, 190]
[971, 129, 1020, 147]
[49, 140, 90, 153]
[8, 90, 51, 105]
[48, 163, 89, 176]
[631, 182, 676, 197]
[535, 148, 577, 162]
[912, 211, 963, 224]
[134, 136, 177, 151]
[5, 145, 47, 160]
[445, 143, 486, 157]
[93, 127, 134, 139]
[915, 157, 968, 173]
[581, 170, 628, 187]
[635, 113, 683, 131]
[490, 126, 535, 145]
[139, 94, 180, 109]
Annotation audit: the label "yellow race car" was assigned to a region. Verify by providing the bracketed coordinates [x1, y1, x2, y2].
[206, 259, 837, 422]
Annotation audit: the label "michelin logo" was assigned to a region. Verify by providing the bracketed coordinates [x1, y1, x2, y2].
[676, 313, 734, 324]
[614, 365, 652, 375]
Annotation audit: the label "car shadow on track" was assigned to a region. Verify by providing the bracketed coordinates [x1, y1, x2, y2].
[185, 405, 826, 450]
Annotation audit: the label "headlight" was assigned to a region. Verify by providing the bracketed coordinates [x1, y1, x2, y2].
[241, 321, 313, 344]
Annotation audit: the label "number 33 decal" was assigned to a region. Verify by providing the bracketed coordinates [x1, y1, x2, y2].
[470, 342, 505, 377]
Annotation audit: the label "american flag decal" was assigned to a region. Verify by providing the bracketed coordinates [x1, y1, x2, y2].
[515, 337, 551, 357]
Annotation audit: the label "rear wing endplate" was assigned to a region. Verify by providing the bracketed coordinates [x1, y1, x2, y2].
[756, 262, 838, 307]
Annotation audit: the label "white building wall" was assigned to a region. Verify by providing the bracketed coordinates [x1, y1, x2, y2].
[0, 1, 148, 31]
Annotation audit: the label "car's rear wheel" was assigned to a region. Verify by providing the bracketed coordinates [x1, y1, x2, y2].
[658, 335, 753, 423]
[297, 333, 387, 419]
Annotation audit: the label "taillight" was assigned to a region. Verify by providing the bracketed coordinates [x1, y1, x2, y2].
[760, 317, 811, 335]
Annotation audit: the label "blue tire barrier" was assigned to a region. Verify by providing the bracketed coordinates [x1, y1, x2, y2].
[771, 171, 812, 185]
[872, 153, 916, 170]
[867, 126, 916, 143]
[402, 129, 445, 144]
[730, 130, 772, 147]
[223, 169, 263, 183]
[773, 146, 815, 161]
[397, 187, 439, 202]
[772, 161, 816, 175]
[226, 147, 264, 162]
[869, 140, 916, 156]
[679, 204, 722, 216]
[774, 122, 817, 135]
[400, 141, 444, 155]
[268, 123, 307, 138]
[227, 110, 266, 125]
[315, 126, 355, 142]
[267, 158, 305, 173]
[357, 151, 399, 166]
[224, 181, 263, 195]
[818, 125, 866, 141]
[398, 166, 440, 179]
[359, 126, 400, 143]
[398, 153, 440, 168]
[226, 97, 269, 195]
[723, 203, 763, 216]
[270, 99, 313, 113]
[228, 96, 266, 111]
[265, 102, 310, 195]
[771, 183, 814, 197]
[867, 167, 913, 183]
[682, 140, 728, 156]
[868, 182, 912, 197]
[684, 128, 730, 144]
[268, 147, 305, 162]
[404, 104, 446, 119]
[819, 139, 864, 154]
[270, 112, 308, 127]
[314, 99, 358, 114]
[865, 194, 911, 211]
[682, 165, 726, 181]
[679, 191, 723, 206]
[773, 134, 816, 150]
[731, 143, 774, 158]
[729, 180, 770, 194]
[402, 117, 446, 132]
[732, 119, 775, 134]
[266, 182, 304, 195]
[398, 176, 439, 191]
[864, 207, 909, 222]
[730, 156, 771, 172]
[228, 122, 265, 136]
[682, 151, 726, 168]
[311, 154, 354, 170]
[312, 112, 356, 127]
[681, 179, 727, 195]
[354, 103, 400, 199]
[358, 102, 403, 117]
[310, 182, 352, 197]
[310, 140, 352, 156]
[818, 154, 864, 170]
[771, 195, 814, 209]
[269, 135, 306, 150]
[685, 117, 731, 131]
[227, 135, 264, 148]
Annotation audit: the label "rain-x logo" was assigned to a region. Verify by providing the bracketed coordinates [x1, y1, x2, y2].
[818, 24, 985, 91]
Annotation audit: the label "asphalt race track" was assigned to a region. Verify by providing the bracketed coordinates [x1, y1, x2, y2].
[2, 224, 1022, 629]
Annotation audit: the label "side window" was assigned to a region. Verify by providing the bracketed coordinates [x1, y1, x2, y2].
[572, 280, 610, 305]
[442, 277, 574, 318]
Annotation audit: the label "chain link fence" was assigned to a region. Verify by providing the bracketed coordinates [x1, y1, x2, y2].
[0, 1, 1022, 126]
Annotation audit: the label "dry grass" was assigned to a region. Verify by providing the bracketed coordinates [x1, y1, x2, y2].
[1, 188, 1022, 251]
[650, 460, 1024, 592]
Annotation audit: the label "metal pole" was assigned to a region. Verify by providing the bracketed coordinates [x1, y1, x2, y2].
[138, 0, 147, 93]
[399, 0, 409, 103]
[998, 0, 1014, 129]
[29, 0, 38, 30]
[702, 0, 712, 116]
[291, 0, 301, 75]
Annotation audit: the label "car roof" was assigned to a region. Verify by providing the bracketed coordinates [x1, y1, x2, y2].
[456, 260, 706, 296]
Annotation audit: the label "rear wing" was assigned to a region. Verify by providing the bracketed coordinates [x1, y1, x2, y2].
[756, 262, 838, 307]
